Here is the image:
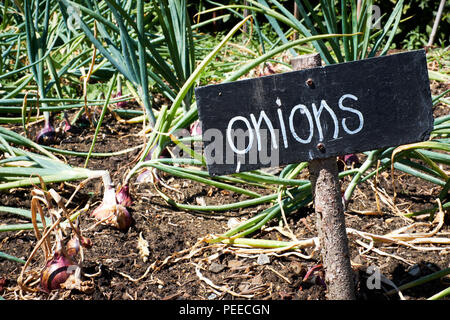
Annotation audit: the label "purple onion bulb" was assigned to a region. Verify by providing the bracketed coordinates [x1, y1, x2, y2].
[189, 120, 202, 136]
[36, 120, 56, 144]
[40, 252, 77, 292]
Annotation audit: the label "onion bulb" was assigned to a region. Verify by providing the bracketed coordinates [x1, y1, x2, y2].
[343, 154, 359, 166]
[36, 117, 56, 144]
[136, 145, 170, 183]
[92, 186, 132, 231]
[189, 120, 202, 136]
[338, 153, 360, 171]
[40, 252, 77, 292]
[66, 235, 92, 258]
[112, 90, 128, 108]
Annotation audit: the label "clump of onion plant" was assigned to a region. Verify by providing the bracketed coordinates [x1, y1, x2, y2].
[40, 198, 93, 292]
[40, 232, 92, 293]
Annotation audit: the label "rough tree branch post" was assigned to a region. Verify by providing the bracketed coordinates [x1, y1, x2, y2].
[195, 50, 433, 300]
[291, 53, 355, 299]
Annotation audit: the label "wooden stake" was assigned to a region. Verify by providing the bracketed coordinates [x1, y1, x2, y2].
[243, 1, 249, 34]
[290, 53, 356, 300]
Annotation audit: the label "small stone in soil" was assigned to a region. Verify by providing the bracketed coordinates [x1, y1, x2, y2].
[208, 293, 217, 300]
[257, 254, 270, 265]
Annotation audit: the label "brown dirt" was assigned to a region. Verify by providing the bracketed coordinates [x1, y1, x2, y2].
[0, 80, 448, 301]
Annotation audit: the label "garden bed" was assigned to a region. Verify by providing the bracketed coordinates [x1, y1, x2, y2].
[0, 80, 448, 301]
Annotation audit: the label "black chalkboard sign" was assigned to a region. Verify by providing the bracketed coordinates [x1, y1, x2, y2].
[195, 50, 433, 176]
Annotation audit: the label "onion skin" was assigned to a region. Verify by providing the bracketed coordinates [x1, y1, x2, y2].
[66, 236, 92, 257]
[136, 169, 153, 183]
[66, 237, 80, 258]
[80, 236, 93, 249]
[40, 253, 77, 292]
[137, 145, 170, 183]
[116, 185, 133, 207]
[113, 91, 128, 108]
[115, 206, 132, 231]
[343, 154, 359, 166]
